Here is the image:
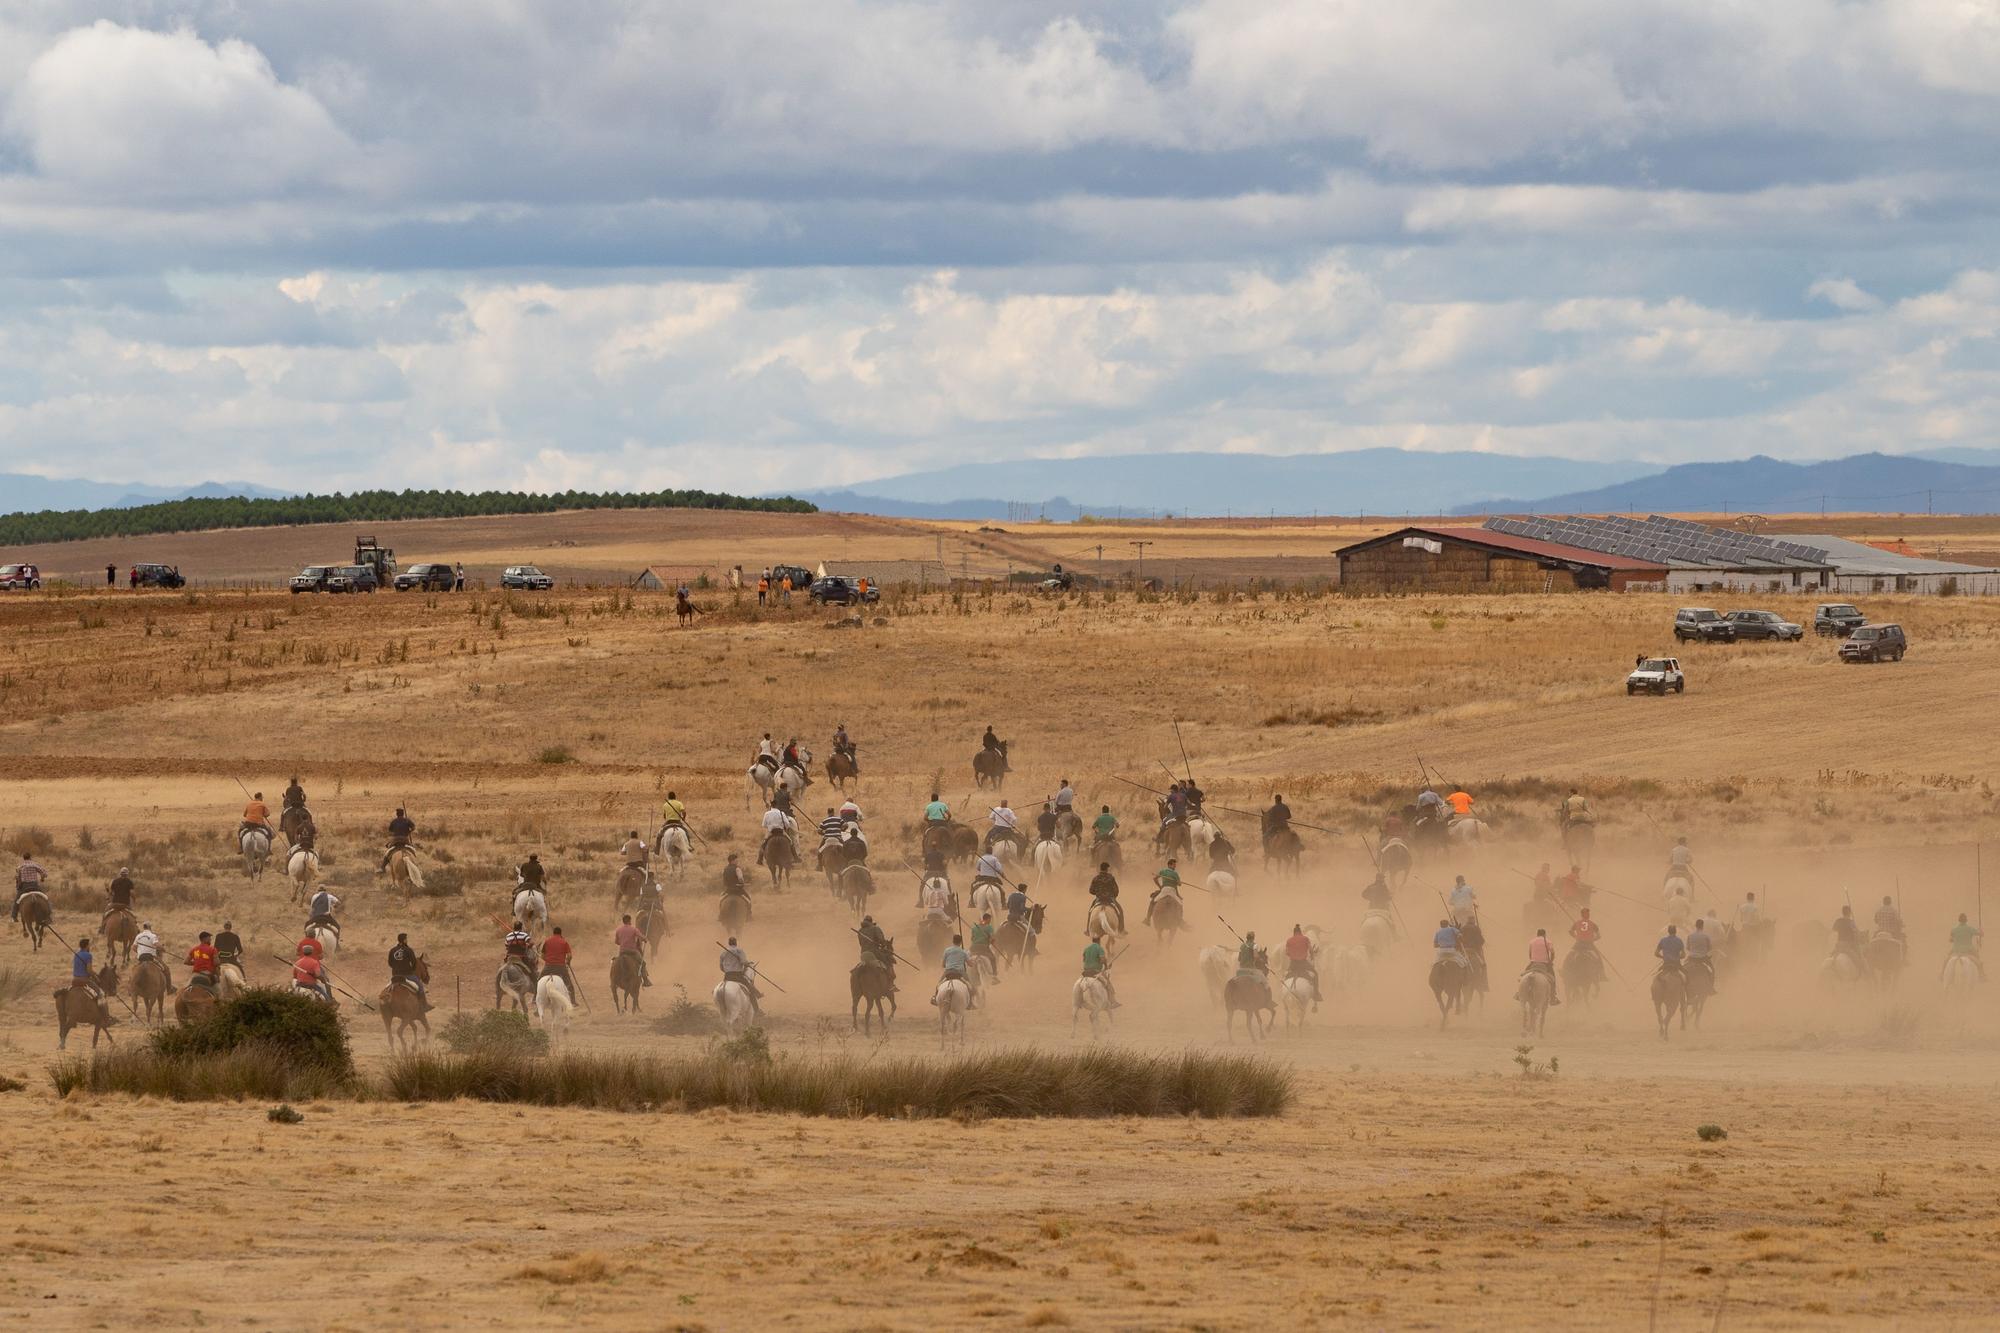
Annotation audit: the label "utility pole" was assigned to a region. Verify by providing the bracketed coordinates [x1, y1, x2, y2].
[1129, 540, 1153, 587]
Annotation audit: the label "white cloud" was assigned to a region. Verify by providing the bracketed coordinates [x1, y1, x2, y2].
[1808, 277, 1882, 313]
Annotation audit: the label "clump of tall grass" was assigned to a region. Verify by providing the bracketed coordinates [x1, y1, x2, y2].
[0, 965, 43, 1009]
[380, 1046, 1293, 1118]
[439, 1008, 549, 1057]
[49, 1043, 351, 1101]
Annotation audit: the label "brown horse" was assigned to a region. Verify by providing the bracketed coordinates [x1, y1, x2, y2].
[719, 890, 752, 934]
[1428, 956, 1468, 1028]
[100, 908, 138, 964]
[675, 592, 699, 627]
[131, 957, 174, 1025]
[921, 821, 980, 867]
[615, 863, 649, 911]
[1651, 965, 1686, 1039]
[1223, 962, 1276, 1042]
[761, 830, 796, 889]
[851, 954, 897, 1034]
[18, 891, 52, 950]
[635, 896, 669, 960]
[972, 741, 1008, 789]
[175, 981, 220, 1025]
[378, 956, 432, 1050]
[610, 951, 645, 1013]
[55, 968, 119, 1050]
[825, 750, 858, 791]
[386, 846, 426, 895]
[994, 904, 1043, 973]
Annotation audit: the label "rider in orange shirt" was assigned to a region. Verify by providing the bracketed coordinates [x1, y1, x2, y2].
[240, 793, 271, 834]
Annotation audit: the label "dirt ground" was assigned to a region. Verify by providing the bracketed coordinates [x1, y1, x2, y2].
[1, 536, 1998, 1330]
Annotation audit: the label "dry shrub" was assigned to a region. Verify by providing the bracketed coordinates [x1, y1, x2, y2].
[49, 1045, 349, 1102]
[0, 966, 42, 1009]
[513, 1251, 613, 1285]
[4, 827, 54, 858]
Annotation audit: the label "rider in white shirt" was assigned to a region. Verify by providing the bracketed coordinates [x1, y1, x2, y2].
[1736, 893, 1761, 928]
[989, 802, 1019, 833]
[134, 925, 161, 961]
[922, 879, 954, 919]
[972, 851, 1006, 885]
[756, 734, 777, 765]
[839, 798, 863, 824]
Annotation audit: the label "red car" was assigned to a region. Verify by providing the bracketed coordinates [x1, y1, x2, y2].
[0, 563, 42, 591]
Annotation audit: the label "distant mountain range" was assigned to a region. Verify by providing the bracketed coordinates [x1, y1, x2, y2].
[788, 450, 1656, 519]
[1457, 453, 2000, 516]
[0, 473, 287, 516]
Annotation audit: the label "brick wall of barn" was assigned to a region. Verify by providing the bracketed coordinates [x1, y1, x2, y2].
[1338, 541, 1580, 593]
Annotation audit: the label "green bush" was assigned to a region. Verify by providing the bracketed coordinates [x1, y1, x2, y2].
[149, 986, 352, 1079]
[439, 1008, 550, 1057]
[652, 984, 722, 1036]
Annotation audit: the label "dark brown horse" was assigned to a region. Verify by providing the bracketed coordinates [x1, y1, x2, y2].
[18, 891, 51, 950]
[994, 904, 1044, 973]
[175, 981, 220, 1025]
[718, 890, 752, 934]
[1223, 954, 1275, 1042]
[1429, 956, 1468, 1028]
[922, 821, 980, 867]
[610, 951, 644, 1013]
[635, 895, 669, 960]
[972, 741, 1008, 790]
[761, 830, 797, 889]
[55, 967, 119, 1050]
[379, 955, 432, 1050]
[850, 951, 897, 1034]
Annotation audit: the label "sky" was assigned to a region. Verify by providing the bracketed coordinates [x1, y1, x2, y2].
[2, 1, 1998, 496]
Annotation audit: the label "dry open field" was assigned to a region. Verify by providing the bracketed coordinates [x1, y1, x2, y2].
[3, 514, 2000, 1330]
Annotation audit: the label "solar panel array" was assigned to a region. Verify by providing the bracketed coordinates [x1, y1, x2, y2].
[1484, 514, 1832, 570]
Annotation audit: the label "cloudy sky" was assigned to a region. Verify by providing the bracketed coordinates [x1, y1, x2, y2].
[3, 2, 1998, 495]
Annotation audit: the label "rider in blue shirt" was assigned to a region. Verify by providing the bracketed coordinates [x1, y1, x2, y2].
[1432, 920, 1462, 963]
[924, 793, 951, 823]
[72, 939, 94, 980]
[1005, 885, 1030, 925]
[1656, 925, 1686, 966]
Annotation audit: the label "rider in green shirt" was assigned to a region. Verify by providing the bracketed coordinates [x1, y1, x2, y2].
[969, 914, 1000, 986]
[1947, 914, 1985, 979]
[1081, 935, 1118, 1008]
[1237, 931, 1261, 972]
[1092, 807, 1118, 839]
[924, 793, 952, 823]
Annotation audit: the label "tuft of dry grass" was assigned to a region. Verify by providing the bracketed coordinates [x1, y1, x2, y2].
[514, 1251, 613, 1285]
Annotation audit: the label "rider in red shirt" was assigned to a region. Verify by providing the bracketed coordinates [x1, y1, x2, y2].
[292, 950, 328, 1001]
[1282, 924, 1321, 1005]
[185, 934, 219, 989]
[1569, 909, 1601, 945]
[612, 915, 652, 987]
[539, 928, 576, 1001]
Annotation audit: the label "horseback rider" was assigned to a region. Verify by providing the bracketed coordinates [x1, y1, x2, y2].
[12, 852, 46, 921]
[981, 726, 1002, 755]
[1237, 930, 1262, 973]
[969, 913, 1000, 985]
[924, 792, 952, 824]
[987, 800, 1020, 843]
[1830, 905, 1865, 968]
[832, 723, 857, 773]
[1004, 883, 1031, 927]
[1142, 860, 1179, 928]
[622, 830, 650, 872]
[1088, 863, 1124, 933]
[839, 796, 863, 828]
[1081, 934, 1119, 1008]
[613, 915, 653, 987]
[503, 920, 537, 977]
[1207, 829, 1236, 873]
[1448, 875, 1478, 922]
[1054, 779, 1076, 815]
[1522, 928, 1561, 1005]
[540, 927, 576, 1002]
[1415, 785, 1445, 820]
[282, 776, 307, 811]
[756, 733, 777, 768]
[719, 937, 763, 1017]
[1556, 864, 1587, 908]
[292, 940, 331, 1002]
[1165, 783, 1189, 823]
[818, 807, 847, 848]
[213, 920, 243, 970]
[920, 874, 955, 922]
[240, 791, 272, 837]
[770, 782, 795, 817]
[1686, 919, 1717, 994]
[1569, 908, 1602, 950]
[722, 852, 750, 899]
[759, 803, 799, 856]
[106, 867, 135, 912]
[781, 736, 802, 770]
[1036, 803, 1059, 842]
[921, 844, 948, 879]
[378, 807, 417, 873]
[660, 791, 688, 833]
[1262, 795, 1292, 841]
[857, 915, 896, 992]
[1284, 924, 1322, 1006]
[1432, 919, 1466, 967]
[971, 849, 1006, 891]
[1735, 892, 1761, 929]
[1558, 788, 1594, 828]
[1182, 779, 1204, 817]
[388, 932, 432, 1010]
[291, 814, 318, 853]
[70, 936, 96, 994]
[1667, 836, 1694, 880]
[933, 934, 973, 1006]
[1446, 788, 1475, 819]
[305, 888, 340, 940]
[1362, 873, 1393, 913]
[133, 921, 171, 990]
[1091, 805, 1119, 845]
[1944, 913, 1985, 980]
[185, 932, 218, 991]
[1873, 896, 1907, 946]
[1654, 923, 1687, 974]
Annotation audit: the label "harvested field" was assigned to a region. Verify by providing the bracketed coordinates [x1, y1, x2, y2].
[1, 516, 1997, 1329]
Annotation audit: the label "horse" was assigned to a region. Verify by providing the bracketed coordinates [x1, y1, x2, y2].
[286, 848, 319, 904]
[1324, 943, 1372, 992]
[1030, 838, 1064, 887]
[609, 951, 644, 1013]
[513, 887, 549, 937]
[306, 921, 340, 961]
[174, 981, 219, 1025]
[1651, 966, 1687, 1038]
[1090, 836, 1122, 871]
[1263, 827, 1303, 876]
[17, 891, 51, 950]
[917, 914, 953, 964]
[1359, 909, 1396, 958]
[972, 740, 1009, 789]
[1516, 968, 1553, 1036]
[825, 750, 858, 792]
[1070, 974, 1113, 1036]
[1561, 820, 1595, 871]
[241, 826, 272, 880]
[719, 890, 753, 934]
[1447, 816, 1487, 849]
[1943, 955, 1980, 1003]
[1562, 945, 1604, 1005]
[1053, 809, 1083, 850]
[1152, 893, 1184, 946]
[818, 836, 863, 891]
[216, 961, 247, 1001]
[851, 951, 897, 1033]
[674, 593, 698, 627]
[838, 864, 874, 914]
[534, 974, 575, 1042]
[969, 880, 1006, 920]
[615, 863, 653, 912]
[657, 825, 692, 879]
[128, 956, 171, 1024]
[1086, 901, 1125, 947]
[1865, 933, 1906, 992]
[1428, 956, 1468, 1028]
[1684, 958, 1716, 1026]
[1820, 949, 1864, 987]
[1378, 839, 1412, 891]
[291, 979, 338, 1008]
[55, 970, 119, 1049]
[279, 804, 313, 846]
[777, 753, 814, 801]
[1663, 894, 1695, 931]
[984, 826, 1024, 863]
[935, 977, 973, 1045]
[1198, 946, 1233, 1007]
[386, 846, 426, 894]
[1223, 966, 1275, 1042]
[379, 957, 433, 1050]
[101, 907, 138, 964]
[715, 976, 755, 1032]
[1205, 869, 1237, 898]
[495, 959, 536, 1013]
[761, 830, 797, 889]
[1280, 974, 1314, 1031]
[995, 905, 1043, 973]
[635, 894, 669, 958]
[746, 757, 780, 805]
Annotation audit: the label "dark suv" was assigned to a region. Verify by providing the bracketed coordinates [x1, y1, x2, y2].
[1814, 603, 1865, 637]
[1840, 623, 1907, 663]
[1723, 609, 1803, 641]
[330, 565, 379, 593]
[809, 575, 879, 605]
[131, 563, 185, 589]
[290, 565, 337, 594]
[394, 562, 455, 592]
[1673, 607, 1736, 643]
[768, 564, 814, 595]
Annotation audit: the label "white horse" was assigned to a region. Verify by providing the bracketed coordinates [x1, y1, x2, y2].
[779, 751, 813, 799]
[714, 977, 756, 1033]
[1820, 951, 1862, 987]
[746, 759, 778, 805]
[967, 952, 996, 1003]
[1186, 818, 1221, 852]
[1087, 902, 1125, 945]
[1198, 945, 1233, 1008]
[534, 974, 575, 1042]
[1281, 975, 1315, 1030]
[1447, 817, 1488, 847]
[1664, 891, 1694, 931]
[1205, 869, 1237, 898]
[216, 961, 247, 1000]
[658, 825, 693, 879]
[306, 922, 340, 960]
[1663, 872, 1694, 904]
[1325, 943, 1373, 992]
[1031, 839, 1064, 887]
[1360, 909, 1396, 957]
[1071, 974, 1114, 1036]
[1943, 955, 1980, 1002]
[495, 959, 535, 1013]
[513, 886, 549, 937]
[970, 881, 1006, 920]
[935, 977, 973, 1044]
[386, 846, 426, 893]
[241, 827, 272, 880]
[286, 847, 318, 902]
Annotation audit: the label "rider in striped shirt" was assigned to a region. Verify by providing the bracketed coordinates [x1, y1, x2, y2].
[12, 854, 45, 921]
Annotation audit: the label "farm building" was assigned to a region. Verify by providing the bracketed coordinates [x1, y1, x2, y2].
[1483, 515, 1837, 594]
[630, 566, 705, 591]
[1334, 526, 1668, 593]
[1783, 535, 2000, 596]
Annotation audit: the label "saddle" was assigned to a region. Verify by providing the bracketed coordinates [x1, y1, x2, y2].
[190, 972, 218, 990]
[753, 754, 778, 772]
[393, 976, 423, 995]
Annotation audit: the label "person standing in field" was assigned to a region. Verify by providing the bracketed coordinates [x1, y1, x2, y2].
[453, 562, 465, 591]
[105, 563, 116, 586]
[780, 574, 793, 604]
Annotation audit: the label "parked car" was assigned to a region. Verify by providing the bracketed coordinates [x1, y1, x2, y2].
[1673, 608, 1736, 643]
[130, 563, 185, 589]
[1627, 656, 1686, 695]
[502, 565, 554, 590]
[808, 575, 879, 605]
[290, 565, 338, 594]
[394, 562, 455, 592]
[1840, 623, 1907, 663]
[333, 564, 379, 593]
[0, 563, 42, 591]
[768, 564, 815, 595]
[1723, 609, 1803, 641]
[1814, 603, 1866, 637]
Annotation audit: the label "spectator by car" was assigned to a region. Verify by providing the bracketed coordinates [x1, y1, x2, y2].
[1626, 656, 1686, 695]
[1814, 603, 1866, 637]
[290, 565, 337, 594]
[501, 565, 554, 590]
[1672, 607, 1736, 643]
[0, 563, 42, 591]
[1723, 609, 1803, 641]
[808, 575, 879, 605]
[393, 562, 455, 592]
[1840, 623, 1907, 663]
[131, 563, 185, 589]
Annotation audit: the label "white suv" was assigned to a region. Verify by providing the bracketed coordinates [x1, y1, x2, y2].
[1626, 657, 1686, 695]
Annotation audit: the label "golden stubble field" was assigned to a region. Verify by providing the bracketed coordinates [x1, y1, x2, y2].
[3, 549, 2000, 1330]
